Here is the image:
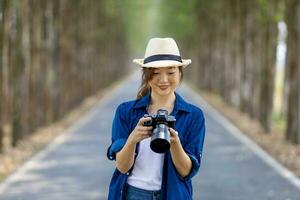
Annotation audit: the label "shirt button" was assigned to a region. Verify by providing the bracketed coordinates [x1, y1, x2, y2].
[126, 172, 130, 175]
[110, 156, 113, 159]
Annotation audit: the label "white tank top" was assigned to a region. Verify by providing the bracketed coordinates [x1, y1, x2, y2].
[127, 137, 165, 191]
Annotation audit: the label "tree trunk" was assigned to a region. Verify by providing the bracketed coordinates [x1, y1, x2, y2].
[285, 0, 300, 144]
[1, 0, 13, 149]
[0, 0, 4, 152]
[259, 21, 277, 132]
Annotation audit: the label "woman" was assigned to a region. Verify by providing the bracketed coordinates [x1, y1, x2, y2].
[107, 38, 206, 200]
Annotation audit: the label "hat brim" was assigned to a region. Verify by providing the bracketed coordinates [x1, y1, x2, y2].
[133, 59, 191, 68]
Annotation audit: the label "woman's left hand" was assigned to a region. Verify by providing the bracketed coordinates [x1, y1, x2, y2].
[168, 127, 192, 177]
[169, 127, 180, 145]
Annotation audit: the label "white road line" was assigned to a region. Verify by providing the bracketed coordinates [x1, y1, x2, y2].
[182, 83, 300, 190]
[0, 72, 136, 194]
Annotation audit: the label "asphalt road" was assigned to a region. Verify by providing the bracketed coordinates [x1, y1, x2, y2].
[0, 71, 300, 200]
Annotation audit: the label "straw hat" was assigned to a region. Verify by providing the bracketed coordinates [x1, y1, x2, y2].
[133, 37, 192, 68]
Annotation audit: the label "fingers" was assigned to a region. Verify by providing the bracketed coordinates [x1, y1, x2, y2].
[130, 117, 153, 143]
[137, 126, 153, 131]
[169, 127, 178, 136]
[134, 129, 152, 142]
[138, 117, 152, 125]
[137, 126, 152, 137]
[169, 128, 180, 145]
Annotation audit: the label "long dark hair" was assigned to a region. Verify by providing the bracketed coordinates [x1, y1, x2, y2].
[136, 66, 183, 99]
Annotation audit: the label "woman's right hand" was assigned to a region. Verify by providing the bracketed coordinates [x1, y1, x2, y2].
[127, 117, 153, 145]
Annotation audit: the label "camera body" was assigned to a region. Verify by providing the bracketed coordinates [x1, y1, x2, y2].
[144, 109, 176, 153]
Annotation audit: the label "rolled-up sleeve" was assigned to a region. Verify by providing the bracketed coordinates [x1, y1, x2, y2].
[107, 103, 130, 161]
[178, 111, 206, 181]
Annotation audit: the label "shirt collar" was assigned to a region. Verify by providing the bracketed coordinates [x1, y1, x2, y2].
[133, 91, 191, 113]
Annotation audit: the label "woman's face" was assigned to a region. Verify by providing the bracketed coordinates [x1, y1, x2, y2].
[148, 66, 181, 97]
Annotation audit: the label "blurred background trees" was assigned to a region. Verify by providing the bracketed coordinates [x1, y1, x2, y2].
[155, 0, 300, 144]
[0, 0, 299, 153]
[0, 0, 129, 152]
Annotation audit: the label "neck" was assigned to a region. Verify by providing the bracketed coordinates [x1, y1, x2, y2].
[150, 92, 176, 107]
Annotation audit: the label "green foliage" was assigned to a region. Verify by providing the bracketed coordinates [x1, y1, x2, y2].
[119, 0, 201, 55]
[159, 0, 197, 39]
[9, 0, 19, 7]
[119, 1, 156, 55]
[258, 0, 284, 23]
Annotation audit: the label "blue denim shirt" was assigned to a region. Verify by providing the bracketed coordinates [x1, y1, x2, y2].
[107, 92, 206, 200]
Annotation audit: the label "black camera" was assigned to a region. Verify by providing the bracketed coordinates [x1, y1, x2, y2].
[143, 109, 176, 153]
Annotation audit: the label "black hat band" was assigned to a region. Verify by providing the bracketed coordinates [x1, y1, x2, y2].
[143, 54, 182, 64]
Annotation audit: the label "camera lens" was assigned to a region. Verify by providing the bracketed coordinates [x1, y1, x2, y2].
[150, 124, 170, 153]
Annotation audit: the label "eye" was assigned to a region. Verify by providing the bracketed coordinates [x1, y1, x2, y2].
[167, 72, 175, 75]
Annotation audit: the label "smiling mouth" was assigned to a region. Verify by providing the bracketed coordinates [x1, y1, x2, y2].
[159, 86, 169, 90]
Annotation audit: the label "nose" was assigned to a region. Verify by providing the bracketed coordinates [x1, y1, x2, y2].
[159, 73, 168, 83]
